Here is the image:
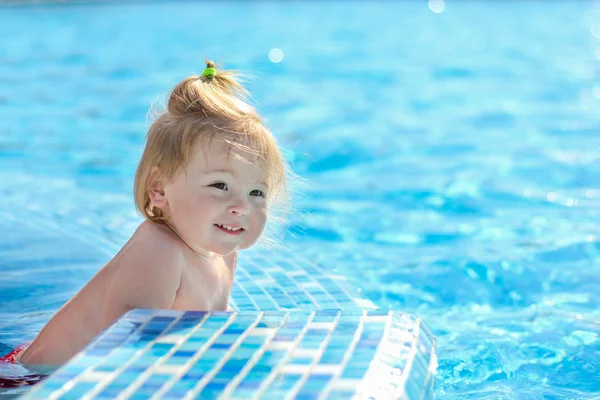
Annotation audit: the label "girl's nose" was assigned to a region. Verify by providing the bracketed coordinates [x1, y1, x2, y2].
[228, 196, 250, 215]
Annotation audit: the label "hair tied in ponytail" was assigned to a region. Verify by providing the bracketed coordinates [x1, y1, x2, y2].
[202, 60, 216, 78]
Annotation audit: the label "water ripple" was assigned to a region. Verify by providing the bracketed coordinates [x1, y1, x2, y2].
[2, 1, 600, 398]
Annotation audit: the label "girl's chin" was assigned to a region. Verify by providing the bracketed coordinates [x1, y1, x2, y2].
[207, 243, 242, 256]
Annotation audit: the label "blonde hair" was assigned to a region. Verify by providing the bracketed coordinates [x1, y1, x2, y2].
[134, 61, 290, 231]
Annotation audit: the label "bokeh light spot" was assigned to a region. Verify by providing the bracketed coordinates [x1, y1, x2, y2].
[429, 0, 445, 14]
[268, 48, 284, 63]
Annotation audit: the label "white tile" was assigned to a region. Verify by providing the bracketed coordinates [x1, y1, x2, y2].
[332, 379, 362, 390]
[78, 370, 113, 382]
[300, 282, 321, 288]
[286, 270, 308, 276]
[311, 364, 339, 374]
[282, 364, 309, 374]
[254, 279, 276, 285]
[307, 322, 335, 330]
[364, 315, 391, 323]
[353, 298, 378, 308]
[155, 334, 185, 344]
[291, 349, 318, 358]
[268, 342, 295, 350]
[153, 364, 186, 375]
[248, 328, 278, 336]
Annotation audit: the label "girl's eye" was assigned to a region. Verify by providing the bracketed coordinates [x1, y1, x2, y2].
[250, 189, 265, 198]
[211, 182, 228, 190]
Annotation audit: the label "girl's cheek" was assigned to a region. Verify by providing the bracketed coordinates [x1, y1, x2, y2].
[252, 197, 267, 208]
[209, 190, 228, 200]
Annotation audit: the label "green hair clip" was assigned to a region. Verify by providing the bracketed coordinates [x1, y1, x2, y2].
[202, 67, 216, 77]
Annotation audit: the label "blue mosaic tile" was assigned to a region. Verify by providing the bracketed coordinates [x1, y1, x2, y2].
[22, 309, 436, 399]
[20, 250, 436, 399]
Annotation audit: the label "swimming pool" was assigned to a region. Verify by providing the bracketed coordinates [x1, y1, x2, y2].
[1, 1, 599, 398]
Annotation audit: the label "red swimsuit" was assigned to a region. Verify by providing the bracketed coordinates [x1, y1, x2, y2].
[0, 342, 30, 364]
[0, 342, 45, 388]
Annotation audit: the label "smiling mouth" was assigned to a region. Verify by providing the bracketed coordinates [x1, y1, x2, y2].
[214, 224, 244, 235]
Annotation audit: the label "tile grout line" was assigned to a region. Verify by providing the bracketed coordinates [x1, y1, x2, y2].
[218, 311, 292, 399]
[281, 258, 323, 308]
[183, 312, 263, 399]
[255, 281, 283, 311]
[278, 271, 301, 309]
[264, 269, 300, 309]
[141, 313, 213, 399]
[247, 311, 317, 400]
[357, 311, 398, 397]
[233, 278, 264, 311]
[418, 318, 437, 400]
[317, 310, 368, 400]
[42, 310, 158, 400]
[284, 310, 343, 400]
[270, 259, 301, 309]
[108, 312, 187, 400]
[328, 277, 370, 309]
[394, 317, 421, 400]
[246, 258, 282, 310]
[419, 336, 435, 400]
[298, 284, 323, 310]
[150, 312, 249, 398]
[137, 312, 238, 400]
[77, 310, 165, 400]
[228, 296, 238, 311]
[315, 278, 345, 308]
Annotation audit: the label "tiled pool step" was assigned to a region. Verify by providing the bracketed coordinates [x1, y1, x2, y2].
[21, 309, 436, 399]
[228, 248, 379, 312]
[0, 220, 437, 399]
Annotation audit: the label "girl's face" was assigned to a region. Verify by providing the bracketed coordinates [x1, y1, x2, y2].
[159, 139, 268, 257]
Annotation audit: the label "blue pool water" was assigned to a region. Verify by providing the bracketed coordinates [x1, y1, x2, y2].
[1, 1, 599, 398]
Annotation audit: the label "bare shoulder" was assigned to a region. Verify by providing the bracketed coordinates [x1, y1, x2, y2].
[103, 222, 184, 319]
[121, 222, 185, 272]
[135, 220, 182, 245]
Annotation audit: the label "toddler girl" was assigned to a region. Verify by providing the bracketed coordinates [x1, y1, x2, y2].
[1, 61, 289, 371]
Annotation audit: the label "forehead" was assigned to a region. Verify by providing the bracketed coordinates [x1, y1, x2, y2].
[190, 137, 266, 179]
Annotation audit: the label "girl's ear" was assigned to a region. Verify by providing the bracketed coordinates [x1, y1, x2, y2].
[147, 167, 168, 209]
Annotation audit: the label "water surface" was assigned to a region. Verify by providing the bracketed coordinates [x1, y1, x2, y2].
[1, 1, 599, 398]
